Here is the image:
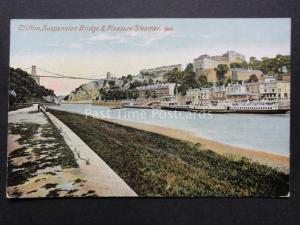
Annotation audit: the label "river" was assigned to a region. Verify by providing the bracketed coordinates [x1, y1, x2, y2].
[49, 104, 290, 156]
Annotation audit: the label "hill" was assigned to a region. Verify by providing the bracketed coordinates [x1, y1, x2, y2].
[65, 80, 107, 101]
[9, 67, 56, 105]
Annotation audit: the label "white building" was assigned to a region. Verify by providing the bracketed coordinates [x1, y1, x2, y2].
[136, 83, 176, 99]
[259, 80, 290, 101]
[193, 51, 245, 71]
[186, 88, 213, 104]
[226, 83, 259, 101]
[223, 51, 246, 62]
[193, 55, 225, 71]
[140, 64, 182, 77]
[262, 75, 276, 83]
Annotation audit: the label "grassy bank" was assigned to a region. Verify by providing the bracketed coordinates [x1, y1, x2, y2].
[49, 109, 289, 197]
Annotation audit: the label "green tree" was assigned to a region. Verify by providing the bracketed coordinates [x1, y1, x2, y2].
[215, 64, 229, 81]
[145, 90, 157, 99]
[248, 74, 258, 83]
[184, 63, 194, 73]
[148, 78, 154, 85]
[163, 68, 182, 83]
[249, 56, 260, 70]
[198, 75, 208, 87]
[126, 74, 133, 81]
[225, 77, 232, 87]
[108, 80, 115, 87]
[230, 61, 248, 69]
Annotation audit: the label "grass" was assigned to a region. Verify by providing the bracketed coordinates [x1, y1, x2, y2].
[7, 117, 78, 187]
[49, 109, 289, 197]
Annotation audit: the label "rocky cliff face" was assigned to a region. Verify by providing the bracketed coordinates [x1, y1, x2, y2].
[66, 79, 124, 101]
[66, 80, 105, 101]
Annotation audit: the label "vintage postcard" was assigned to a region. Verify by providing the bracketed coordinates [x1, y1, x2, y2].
[7, 19, 290, 198]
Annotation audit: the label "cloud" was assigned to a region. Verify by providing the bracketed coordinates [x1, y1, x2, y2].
[68, 43, 83, 49]
[199, 34, 214, 39]
[135, 31, 176, 47]
[44, 30, 177, 50]
[84, 33, 123, 42]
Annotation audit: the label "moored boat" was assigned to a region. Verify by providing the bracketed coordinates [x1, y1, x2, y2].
[161, 100, 290, 114]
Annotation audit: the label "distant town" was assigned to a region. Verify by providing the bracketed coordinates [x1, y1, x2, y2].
[37, 50, 290, 114]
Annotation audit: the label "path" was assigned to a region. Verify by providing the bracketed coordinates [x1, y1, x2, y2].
[7, 105, 137, 197]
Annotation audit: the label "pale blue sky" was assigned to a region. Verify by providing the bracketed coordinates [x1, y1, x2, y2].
[10, 19, 290, 95]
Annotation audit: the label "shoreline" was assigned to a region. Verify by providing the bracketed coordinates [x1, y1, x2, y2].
[101, 118, 289, 171]
[50, 108, 289, 171]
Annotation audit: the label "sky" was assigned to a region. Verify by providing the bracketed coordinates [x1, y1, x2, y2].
[10, 18, 291, 95]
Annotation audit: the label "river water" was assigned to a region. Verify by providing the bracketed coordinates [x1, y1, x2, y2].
[49, 104, 290, 156]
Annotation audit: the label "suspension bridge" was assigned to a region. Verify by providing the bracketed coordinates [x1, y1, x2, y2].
[22, 65, 107, 85]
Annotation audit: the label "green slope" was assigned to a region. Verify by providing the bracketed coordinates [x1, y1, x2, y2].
[9, 67, 55, 105]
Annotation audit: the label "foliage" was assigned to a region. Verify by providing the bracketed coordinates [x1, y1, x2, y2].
[248, 74, 259, 83]
[145, 89, 157, 99]
[164, 64, 198, 95]
[99, 86, 140, 101]
[198, 75, 208, 86]
[215, 64, 229, 81]
[50, 110, 289, 197]
[230, 61, 248, 69]
[237, 55, 290, 80]
[9, 68, 56, 105]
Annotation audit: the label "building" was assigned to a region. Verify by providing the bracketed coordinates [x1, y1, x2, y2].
[193, 51, 245, 71]
[230, 68, 263, 82]
[282, 74, 291, 82]
[244, 82, 260, 95]
[259, 80, 290, 101]
[193, 55, 228, 71]
[212, 85, 226, 100]
[261, 75, 276, 83]
[226, 83, 259, 101]
[276, 81, 290, 101]
[222, 51, 246, 62]
[140, 64, 182, 79]
[136, 83, 176, 99]
[186, 88, 213, 104]
[185, 78, 290, 103]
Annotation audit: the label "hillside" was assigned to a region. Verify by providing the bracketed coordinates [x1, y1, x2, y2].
[66, 80, 107, 101]
[9, 67, 56, 105]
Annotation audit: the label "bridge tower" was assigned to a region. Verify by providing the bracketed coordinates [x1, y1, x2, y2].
[31, 65, 40, 85]
[106, 72, 111, 80]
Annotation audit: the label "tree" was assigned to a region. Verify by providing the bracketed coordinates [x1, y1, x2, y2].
[145, 90, 157, 99]
[249, 56, 260, 70]
[215, 64, 229, 81]
[230, 61, 248, 69]
[148, 78, 154, 85]
[126, 89, 139, 99]
[184, 63, 194, 73]
[198, 75, 208, 87]
[108, 80, 115, 87]
[225, 77, 232, 87]
[126, 74, 133, 81]
[163, 68, 182, 83]
[248, 74, 258, 83]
